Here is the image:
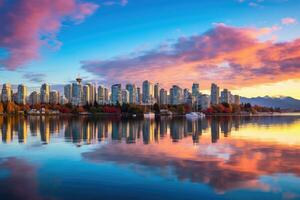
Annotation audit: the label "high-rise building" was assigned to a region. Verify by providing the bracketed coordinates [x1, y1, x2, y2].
[136, 87, 142, 104]
[192, 83, 200, 97]
[170, 85, 183, 105]
[83, 85, 90, 105]
[111, 84, 122, 105]
[97, 85, 106, 105]
[234, 95, 240, 105]
[199, 94, 211, 110]
[211, 83, 220, 105]
[17, 84, 27, 105]
[221, 89, 231, 103]
[29, 91, 40, 105]
[1, 83, 12, 102]
[60, 96, 68, 105]
[64, 84, 72, 102]
[159, 88, 168, 105]
[142, 80, 154, 104]
[12, 93, 18, 103]
[184, 88, 191, 104]
[49, 90, 59, 104]
[126, 84, 137, 104]
[99, 86, 109, 104]
[154, 83, 160, 104]
[122, 89, 129, 104]
[104, 88, 109, 104]
[86, 83, 96, 105]
[71, 78, 83, 106]
[40, 83, 50, 104]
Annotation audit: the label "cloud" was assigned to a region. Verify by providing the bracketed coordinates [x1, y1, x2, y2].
[22, 72, 46, 83]
[281, 17, 297, 25]
[81, 24, 300, 89]
[0, 158, 43, 200]
[120, 0, 128, 6]
[102, 0, 128, 6]
[238, 0, 264, 7]
[0, 0, 98, 70]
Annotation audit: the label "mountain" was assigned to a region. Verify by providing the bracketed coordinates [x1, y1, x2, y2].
[241, 96, 300, 110]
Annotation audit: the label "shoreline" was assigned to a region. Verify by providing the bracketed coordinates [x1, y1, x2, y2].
[1, 112, 300, 117]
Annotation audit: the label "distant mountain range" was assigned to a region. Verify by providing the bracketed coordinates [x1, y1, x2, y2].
[241, 96, 300, 110]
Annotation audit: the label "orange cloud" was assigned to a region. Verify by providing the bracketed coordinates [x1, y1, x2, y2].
[82, 24, 300, 90]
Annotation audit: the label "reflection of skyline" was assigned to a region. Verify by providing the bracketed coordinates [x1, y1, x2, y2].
[0, 116, 300, 197]
[0, 116, 300, 146]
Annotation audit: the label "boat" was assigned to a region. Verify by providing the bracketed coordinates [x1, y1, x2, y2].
[144, 112, 155, 119]
[185, 112, 205, 120]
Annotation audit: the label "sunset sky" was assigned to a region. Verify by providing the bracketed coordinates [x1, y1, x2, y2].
[0, 0, 300, 98]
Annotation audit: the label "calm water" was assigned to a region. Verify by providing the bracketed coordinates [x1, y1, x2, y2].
[0, 115, 300, 200]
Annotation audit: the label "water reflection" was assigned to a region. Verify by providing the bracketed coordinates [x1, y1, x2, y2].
[0, 115, 300, 200]
[0, 115, 300, 146]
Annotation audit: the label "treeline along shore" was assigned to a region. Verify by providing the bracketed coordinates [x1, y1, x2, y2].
[0, 101, 281, 117]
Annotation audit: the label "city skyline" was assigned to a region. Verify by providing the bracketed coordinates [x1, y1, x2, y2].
[0, 79, 240, 109]
[1, 0, 300, 99]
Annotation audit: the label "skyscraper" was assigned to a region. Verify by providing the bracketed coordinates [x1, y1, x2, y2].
[83, 85, 90, 105]
[86, 83, 96, 105]
[64, 84, 72, 103]
[122, 89, 129, 104]
[184, 88, 191, 104]
[170, 85, 183, 105]
[211, 83, 220, 105]
[17, 84, 27, 105]
[126, 84, 137, 104]
[221, 89, 231, 103]
[154, 83, 160, 104]
[40, 83, 50, 104]
[29, 91, 40, 105]
[234, 95, 240, 105]
[60, 96, 68, 105]
[71, 78, 83, 106]
[49, 90, 59, 104]
[104, 88, 109, 104]
[192, 83, 200, 97]
[1, 83, 12, 102]
[199, 94, 210, 110]
[111, 84, 122, 105]
[159, 88, 168, 105]
[97, 85, 105, 105]
[136, 87, 142, 104]
[142, 80, 154, 104]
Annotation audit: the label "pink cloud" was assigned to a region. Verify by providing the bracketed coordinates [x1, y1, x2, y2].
[82, 24, 300, 89]
[0, 0, 98, 70]
[281, 17, 297, 25]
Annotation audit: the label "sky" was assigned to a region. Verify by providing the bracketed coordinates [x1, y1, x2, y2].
[0, 0, 300, 99]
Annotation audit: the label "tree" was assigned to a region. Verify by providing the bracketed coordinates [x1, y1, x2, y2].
[6, 102, 17, 114]
[0, 103, 3, 113]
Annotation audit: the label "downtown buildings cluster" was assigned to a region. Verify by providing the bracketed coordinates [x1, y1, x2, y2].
[0, 77, 241, 109]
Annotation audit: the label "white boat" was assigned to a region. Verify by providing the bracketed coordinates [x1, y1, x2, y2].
[144, 112, 155, 119]
[185, 112, 205, 120]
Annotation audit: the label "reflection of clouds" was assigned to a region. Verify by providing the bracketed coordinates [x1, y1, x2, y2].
[0, 158, 52, 200]
[199, 143, 234, 160]
[82, 137, 300, 193]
